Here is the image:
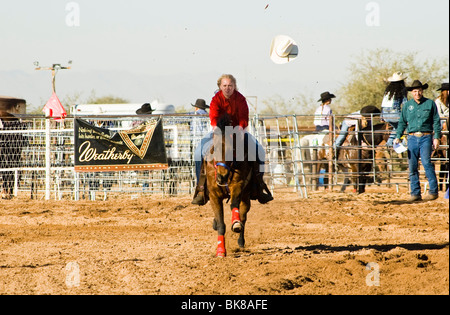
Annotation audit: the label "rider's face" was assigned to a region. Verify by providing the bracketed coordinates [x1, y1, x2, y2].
[220, 78, 236, 99]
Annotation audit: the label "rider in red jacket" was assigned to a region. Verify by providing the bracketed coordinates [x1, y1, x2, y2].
[192, 74, 273, 205]
[209, 89, 249, 130]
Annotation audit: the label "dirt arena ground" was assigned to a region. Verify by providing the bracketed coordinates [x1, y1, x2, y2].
[0, 187, 448, 295]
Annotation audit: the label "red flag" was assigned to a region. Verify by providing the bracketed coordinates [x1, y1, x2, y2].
[43, 92, 67, 120]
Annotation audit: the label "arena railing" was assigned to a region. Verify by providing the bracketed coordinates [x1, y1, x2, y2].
[0, 114, 447, 200]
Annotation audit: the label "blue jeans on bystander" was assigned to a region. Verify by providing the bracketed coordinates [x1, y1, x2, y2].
[407, 134, 438, 197]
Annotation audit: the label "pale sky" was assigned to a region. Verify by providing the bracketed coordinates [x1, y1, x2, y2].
[1, 0, 449, 112]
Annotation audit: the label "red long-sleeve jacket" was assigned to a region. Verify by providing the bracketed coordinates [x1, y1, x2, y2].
[209, 90, 249, 129]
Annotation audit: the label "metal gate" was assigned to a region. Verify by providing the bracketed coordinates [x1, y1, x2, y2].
[0, 114, 448, 200]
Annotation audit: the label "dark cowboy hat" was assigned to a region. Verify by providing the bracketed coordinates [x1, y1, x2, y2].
[191, 99, 210, 110]
[360, 105, 381, 117]
[437, 83, 449, 91]
[136, 103, 154, 114]
[317, 91, 336, 102]
[407, 80, 429, 91]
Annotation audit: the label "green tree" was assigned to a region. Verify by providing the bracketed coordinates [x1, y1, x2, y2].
[335, 48, 449, 114]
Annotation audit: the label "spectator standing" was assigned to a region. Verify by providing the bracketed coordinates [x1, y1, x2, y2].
[394, 80, 441, 201]
[189, 99, 210, 137]
[190, 99, 209, 115]
[381, 72, 408, 146]
[314, 92, 335, 132]
[435, 83, 449, 130]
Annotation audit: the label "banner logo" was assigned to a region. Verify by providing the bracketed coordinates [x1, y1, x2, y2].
[119, 120, 158, 159]
[74, 118, 168, 172]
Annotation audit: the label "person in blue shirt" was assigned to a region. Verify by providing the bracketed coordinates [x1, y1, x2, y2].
[189, 99, 210, 138]
[190, 99, 209, 115]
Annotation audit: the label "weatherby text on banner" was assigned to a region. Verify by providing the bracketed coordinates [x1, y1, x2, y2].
[74, 118, 168, 172]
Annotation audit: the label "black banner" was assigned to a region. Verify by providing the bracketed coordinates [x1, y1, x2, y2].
[74, 118, 168, 172]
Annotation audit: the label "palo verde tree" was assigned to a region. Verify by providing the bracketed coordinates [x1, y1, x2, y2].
[334, 48, 449, 114]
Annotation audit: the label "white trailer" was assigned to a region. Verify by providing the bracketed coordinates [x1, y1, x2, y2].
[71, 100, 175, 116]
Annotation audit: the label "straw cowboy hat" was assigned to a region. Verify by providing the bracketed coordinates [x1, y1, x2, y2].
[191, 99, 210, 110]
[387, 71, 407, 82]
[317, 91, 336, 102]
[407, 80, 429, 91]
[270, 35, 299, 64]
[136, 103, 154, 114]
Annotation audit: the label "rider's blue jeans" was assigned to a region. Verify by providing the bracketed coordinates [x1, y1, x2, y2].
[407, 134, 438, 196]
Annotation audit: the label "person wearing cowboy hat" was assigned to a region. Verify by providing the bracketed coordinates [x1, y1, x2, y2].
[313, 91, 335, 132]
[381, 71, 408, 146]
[136, 103, 154, 115]
[334, 105, 381, 152]
[189, 99, 210, 140]
[435, 83, 449, 121]
[394, 80, 442, 202]
[190, 99, 209, 115]
[132, 103, 155, 127]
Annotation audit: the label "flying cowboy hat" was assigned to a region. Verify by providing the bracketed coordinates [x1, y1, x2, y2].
[407, 80, 429, 91]
[191, 99, 210, 110]
[136, 103, 154, 114]
[270, 35, 299, 64]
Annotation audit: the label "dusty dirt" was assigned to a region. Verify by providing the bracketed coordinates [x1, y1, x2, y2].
[0, 187, 448, 295]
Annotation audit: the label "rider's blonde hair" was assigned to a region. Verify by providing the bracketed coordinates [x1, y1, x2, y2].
[217, 74, 238, 90]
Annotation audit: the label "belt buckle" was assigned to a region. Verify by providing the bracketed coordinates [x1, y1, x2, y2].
[414, 132, 423, 137]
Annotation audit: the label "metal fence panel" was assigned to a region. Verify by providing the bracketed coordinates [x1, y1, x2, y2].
[0, 114, 448, 200]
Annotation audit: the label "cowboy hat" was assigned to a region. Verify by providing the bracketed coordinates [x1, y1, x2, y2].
[191, 99, 210, 110]
[360, 105, 381, 117]
[407, 80, 429, 91]
[437, 83, 449, 91]
[270, 35, 299, 64]
[136, 103, 154, 114]
[387, 71, 407, 82]
[317, 91, 336, 102]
